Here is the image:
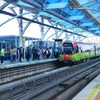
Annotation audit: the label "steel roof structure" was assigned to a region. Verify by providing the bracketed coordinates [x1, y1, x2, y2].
[0, 35, 39, 41]
[0, 0, 100, 42]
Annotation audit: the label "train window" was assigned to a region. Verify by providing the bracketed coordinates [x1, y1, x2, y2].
[63, 43, 72, 47]
[62, 42, 74, 54]
[63, 45, 73, 54]
[63, 47, 73, 54]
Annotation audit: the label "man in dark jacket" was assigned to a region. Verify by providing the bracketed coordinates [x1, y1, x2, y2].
[26, 47, 31, 61]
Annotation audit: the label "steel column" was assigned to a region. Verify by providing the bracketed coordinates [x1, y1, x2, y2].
[41, 16, 44, 41]
[19, 9, 23, 47]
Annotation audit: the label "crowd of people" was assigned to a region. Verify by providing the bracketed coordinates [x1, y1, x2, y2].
[0, 45, 60, 63]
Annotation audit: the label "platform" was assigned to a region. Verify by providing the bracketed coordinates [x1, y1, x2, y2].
[72, 74, 100, 100]
[0, 58, 57, 69]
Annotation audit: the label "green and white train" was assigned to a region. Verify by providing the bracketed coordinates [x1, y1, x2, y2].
[59, 41, 100, 65]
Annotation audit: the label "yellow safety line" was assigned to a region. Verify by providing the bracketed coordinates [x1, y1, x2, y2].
[87, 88, 98, 100]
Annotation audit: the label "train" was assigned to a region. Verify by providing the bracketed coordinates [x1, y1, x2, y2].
[59, 41, 100, 65]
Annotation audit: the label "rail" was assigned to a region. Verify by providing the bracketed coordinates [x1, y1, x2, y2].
[0, 59, 59, 84]
[0, 58, 100, 100]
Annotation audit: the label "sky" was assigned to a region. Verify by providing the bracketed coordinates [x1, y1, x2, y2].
[0, 14, 41, 38]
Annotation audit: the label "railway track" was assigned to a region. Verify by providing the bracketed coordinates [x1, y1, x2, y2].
[36, 61, 100, 100]
[0, 59, 67, 84]
[0, 58, 100, 100]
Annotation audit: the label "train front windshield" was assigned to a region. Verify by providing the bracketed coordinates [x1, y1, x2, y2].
[62, 43, 73, 54]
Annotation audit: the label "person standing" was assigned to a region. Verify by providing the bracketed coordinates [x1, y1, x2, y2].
[26, 47, 31, 61]
[10, 47, 14, 63]
[32, 46, 36, 60]
[19, 47, 23, 62]
[1, 46, 5, 63]
[49, 47, 53, 59]
[13, 46, 17, 61]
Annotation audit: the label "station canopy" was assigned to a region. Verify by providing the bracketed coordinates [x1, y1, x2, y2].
[0, 0, 100, 41]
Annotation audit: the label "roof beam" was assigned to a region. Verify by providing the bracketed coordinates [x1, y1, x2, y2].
[5, 0, 18, 3]
[76, 0, 96, 6]
[81, 23, 94, 26]
[68, 15, 84, 20]
[20, 0, 92, 33]
[95, 31, 100, 33]
[12, 0, 92, 36]
[89, 27, 99, 30]
[93, 13, 100, 18]
[44, 2, 68, 9]
[39, 12, 54, 18]
[70, 0, 100, 26]
[5, 0, 33, 8]
[0, 2, 9, 10]
[0, 10, 86, 37]
[39, 12, 65, 24]
[87, 2, 100, 8]
[16, 0, 33, 8]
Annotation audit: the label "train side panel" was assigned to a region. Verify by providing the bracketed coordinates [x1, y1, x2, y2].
[70, 52, 90, 61]
[59, 54, 64, 61]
